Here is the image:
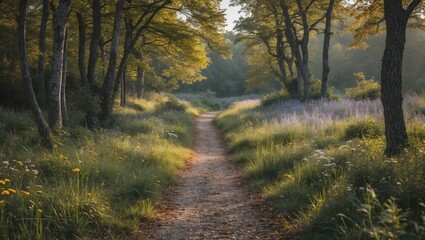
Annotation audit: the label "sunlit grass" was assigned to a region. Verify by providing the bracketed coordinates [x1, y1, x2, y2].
[0, 94, 196, 238]
[216, 94, 425, 239]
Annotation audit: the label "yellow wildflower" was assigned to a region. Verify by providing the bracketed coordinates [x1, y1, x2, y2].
[155, 180, 161, 185]
[0, 200, 5, 206]
[4, 179, 10, 183]
[17, 161, 23, 166]
[0, 180, 5, 185]
[36, 190, 43, 194]
[37, 209, 43, 213]
[21, 191, 30, 196]
[1, 190, 10, 195]
[72, 168, 80, 173]
[8, 188, 16, 194]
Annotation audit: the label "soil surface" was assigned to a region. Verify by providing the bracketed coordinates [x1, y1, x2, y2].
[145, 112, 287, 239]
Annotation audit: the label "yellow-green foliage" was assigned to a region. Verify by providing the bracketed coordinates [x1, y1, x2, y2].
[216, 97, 425, 239]
[345, 72, 381, 100]
[0, 95, 196, 239]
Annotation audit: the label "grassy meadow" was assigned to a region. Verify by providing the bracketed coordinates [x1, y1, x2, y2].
[0, 94, 199, 239]
[216, 94, 425, 239]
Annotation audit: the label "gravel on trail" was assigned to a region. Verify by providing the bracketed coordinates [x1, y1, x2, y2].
[144, 112, 289, 240]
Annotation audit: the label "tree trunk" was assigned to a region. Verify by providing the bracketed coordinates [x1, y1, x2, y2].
[286, 55, 295, 79]
[135, 52, 145, 99]
[276, 30, 288, 83]
[281, 2, 304, 98]
[120, 66, 127, 107]
[100, 0, 125, 120]
[76, 11, 89, 88]
[321, 0, 335, 98]
[48, 0, 70, 130]
[18, 0, 52, 146]
[37, 0, 49, 107]
[300, 41, 312, 99]
[87, 0, 101, 87]
[296, 0, 312, 99]
[381, 0, 410, 156]
[61, 27, 69, 128]
[296, 64, 303, 96]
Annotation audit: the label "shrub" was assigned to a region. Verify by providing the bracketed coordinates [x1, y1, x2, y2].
[344, 119, 383, 140]
[157, 96, 187, 112]
[345, 72, 381, 100]
[261, 89, 292, 106]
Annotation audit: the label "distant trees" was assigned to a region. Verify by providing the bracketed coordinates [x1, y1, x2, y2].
[234, 0, 344, 99]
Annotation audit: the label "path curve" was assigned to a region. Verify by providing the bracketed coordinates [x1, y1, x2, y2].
[147, 112, 286, 239]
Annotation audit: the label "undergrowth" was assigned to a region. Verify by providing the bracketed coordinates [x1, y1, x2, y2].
[0, 94, 196, 239]
[215, 94, 425, 239]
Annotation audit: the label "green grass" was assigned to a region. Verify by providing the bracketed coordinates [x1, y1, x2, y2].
[0, 95, 196, 239]
[215, 97, 425, 239]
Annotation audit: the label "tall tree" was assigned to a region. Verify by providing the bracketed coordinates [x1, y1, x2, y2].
[48, 0, 71, 129]
[76, 9, 90, 88]
[321, 0, 335, 98]
[61, 27, 69, 128]
[381, 0, 421, 155]
[37, 0, 49, 107]
[87, 0, 101, 88]
[18, 0, 52, 146]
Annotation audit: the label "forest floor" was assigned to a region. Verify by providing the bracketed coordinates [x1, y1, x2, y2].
[142, 112, 288, 239]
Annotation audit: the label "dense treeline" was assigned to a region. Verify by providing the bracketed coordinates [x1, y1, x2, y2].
[0, 0, 228, 145]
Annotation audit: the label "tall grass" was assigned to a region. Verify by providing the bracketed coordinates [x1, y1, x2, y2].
[0, 94, 196, 239]
[216, 94, 425, 239]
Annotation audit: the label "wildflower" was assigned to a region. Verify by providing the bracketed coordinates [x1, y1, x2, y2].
[72, 168, 80, 173]
[8, 188, 16, 194]
[17, 161, 23, 166]
[1, 190, 10, 195]
[32, 170, 38, 175]
[359, 187, 365, 191]
[36, 190, 43, 194]
[37, 209, 43, 213]
[21, 191, 30, 196]
[0, 200, 5, 206]
[2, 161, 9, 166]
[155, 180, 161, 184]
[4, 179, 10, 183]
[0, 180, 6, 185]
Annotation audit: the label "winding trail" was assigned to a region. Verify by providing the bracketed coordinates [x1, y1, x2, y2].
[146, 112, 286, 239]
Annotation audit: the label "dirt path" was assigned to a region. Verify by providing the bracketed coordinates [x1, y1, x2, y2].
[146, 112, 286, 239]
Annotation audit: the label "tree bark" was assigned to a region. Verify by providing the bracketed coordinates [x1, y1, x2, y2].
[76, 11, 89, 88]
[18, 0, 52, 146]
[87, 0, 101, 87]
[61, 27, 69, 128]
[100, 0, 125, 119]
[296, 0, 312, 99]
[321, 0, 335, 98]
[48, 0, 70, 130]
[381, 0, 412, 156]
[135, 52, 146, 99]
[280, 2, 304, 98]
[37, 0, 49, 107]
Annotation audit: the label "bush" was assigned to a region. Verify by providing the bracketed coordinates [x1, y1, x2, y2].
[261, 89, 292, 106]
[345, 72, 381, 100]
[344, 119, 383, 140]
[157, 97, 187, 112]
